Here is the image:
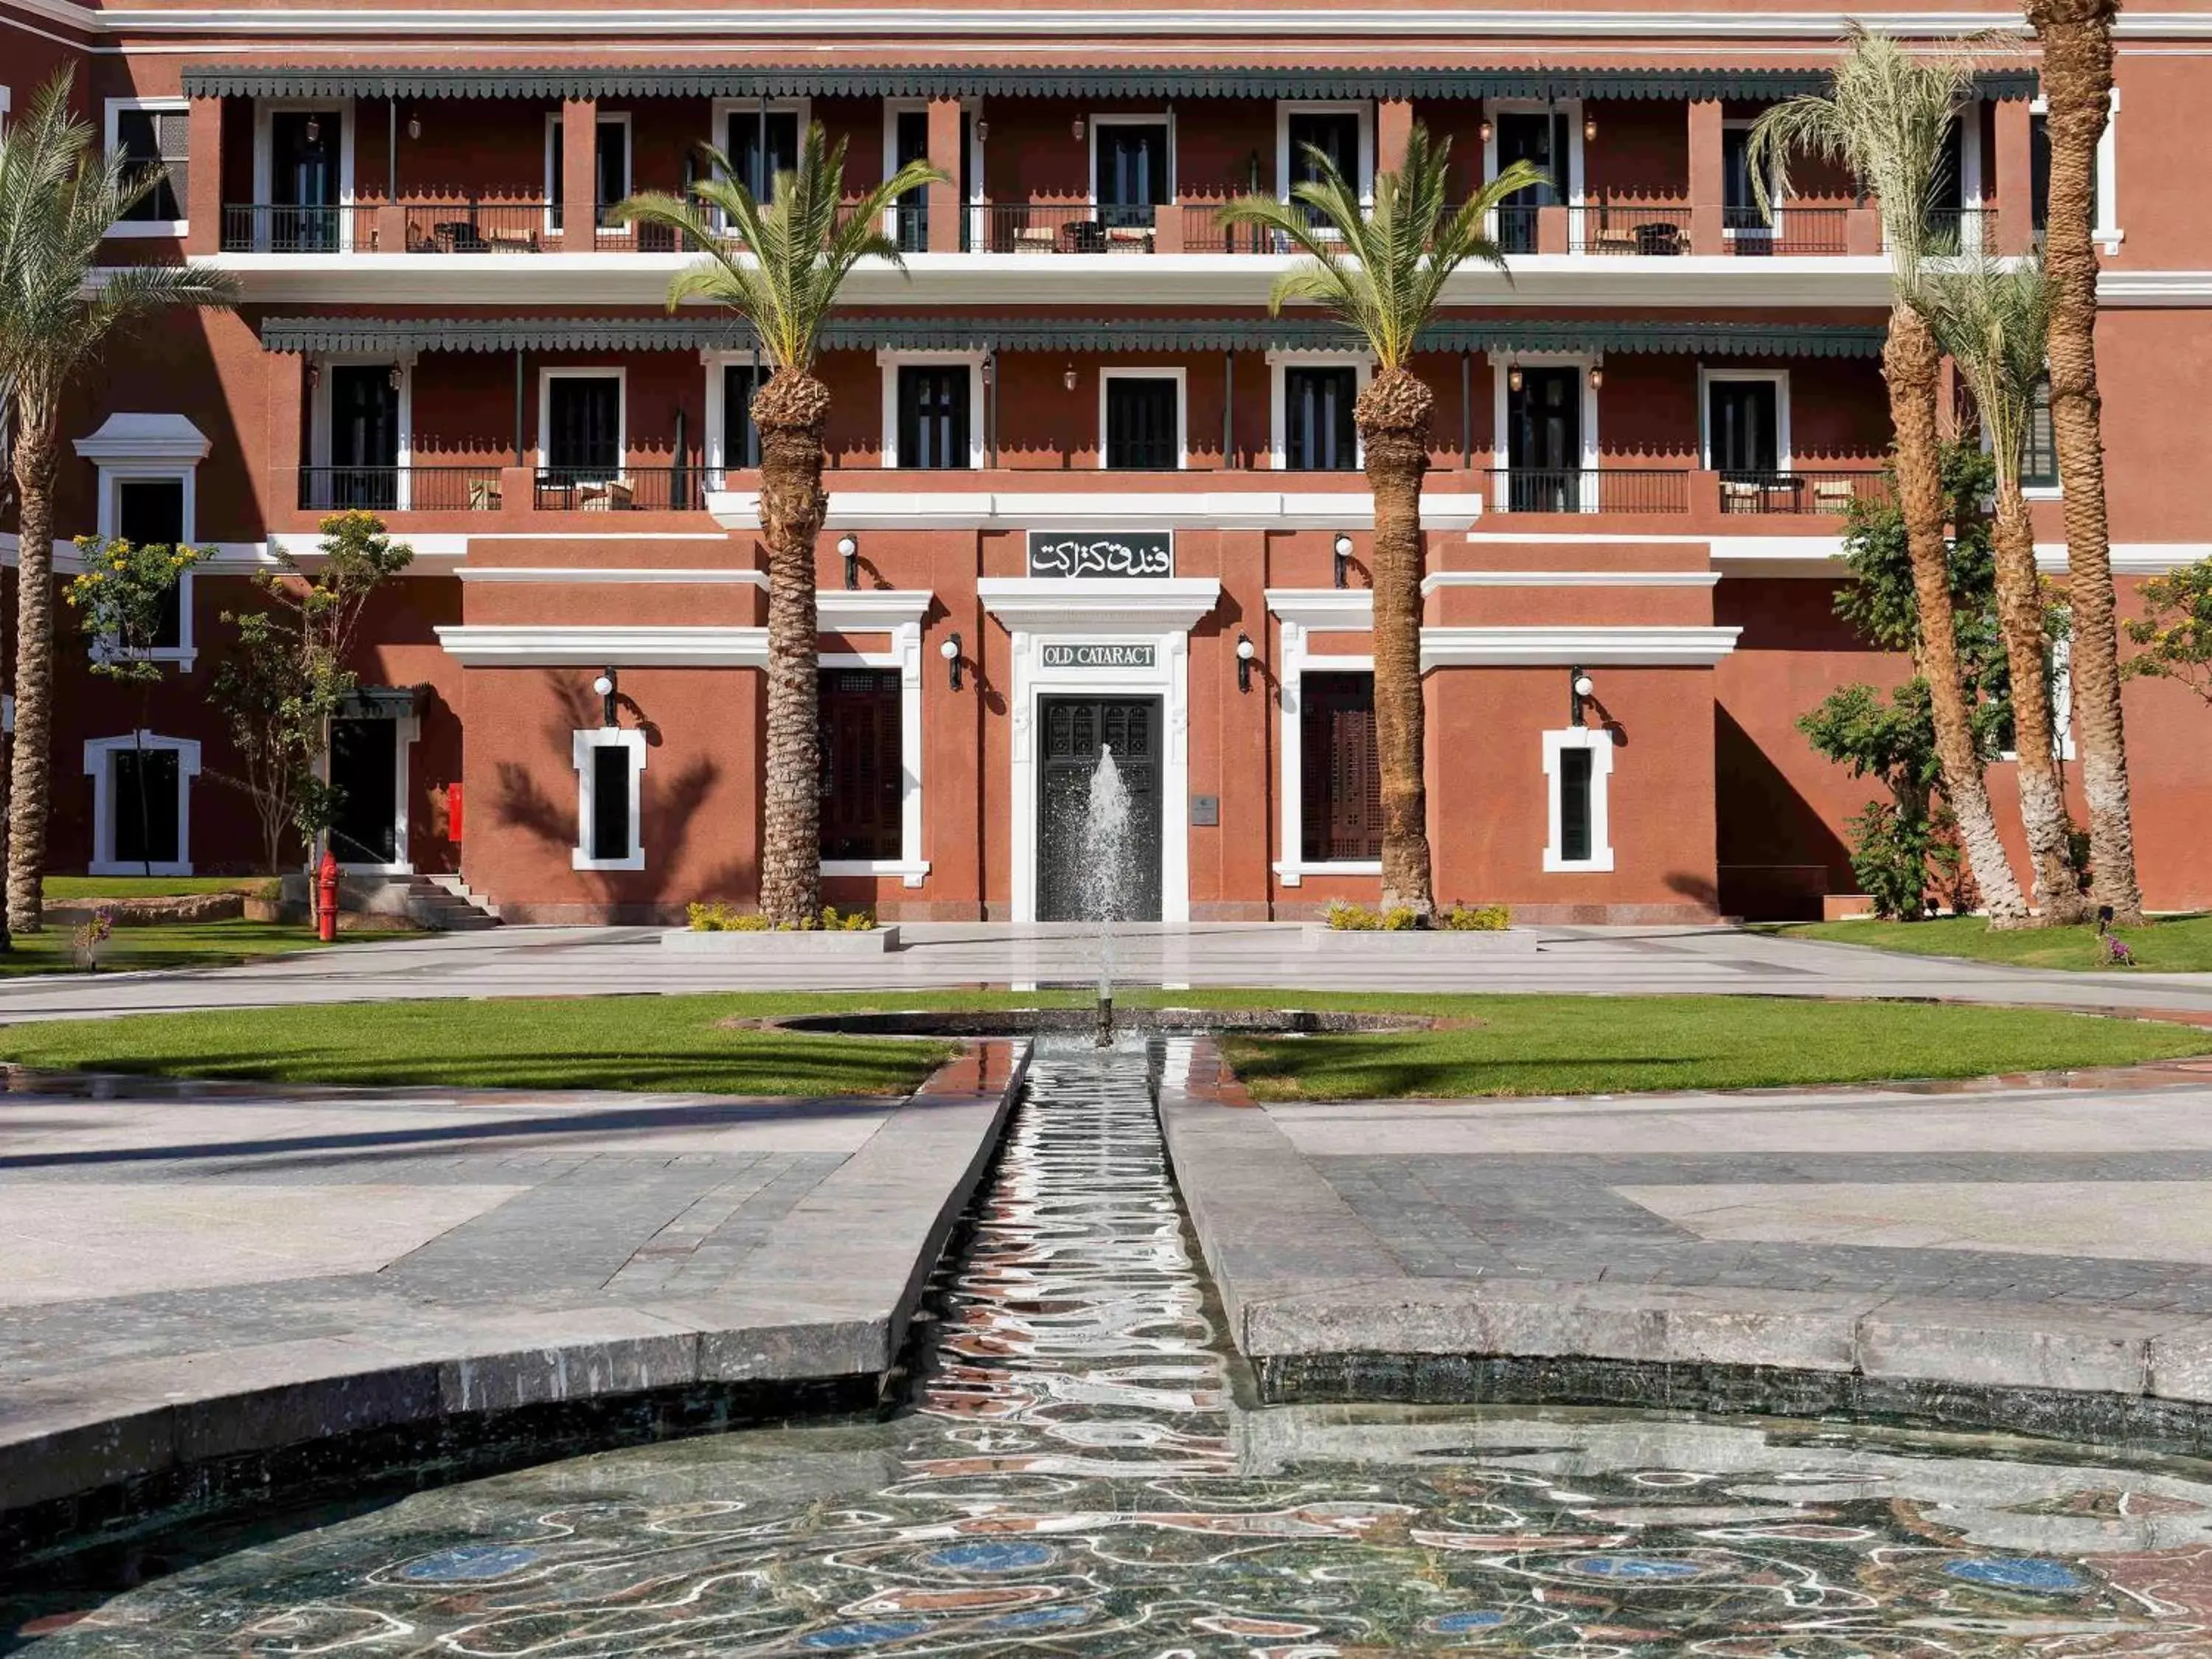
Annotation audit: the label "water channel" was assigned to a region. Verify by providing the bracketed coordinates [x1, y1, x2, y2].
[21, 1037, 2212, 1655]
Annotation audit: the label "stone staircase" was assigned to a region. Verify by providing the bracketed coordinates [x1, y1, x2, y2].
[407, 874, 502, 931]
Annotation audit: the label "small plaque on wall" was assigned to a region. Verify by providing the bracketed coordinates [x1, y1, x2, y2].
[1191, 794, 1220, 827]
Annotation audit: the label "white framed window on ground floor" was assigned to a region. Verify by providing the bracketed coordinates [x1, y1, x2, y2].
[1300, 671, 1383, 864]
[1543, 726, 1615, 873]
[84, 732, 200, 876]
[572, 728, 647, 872]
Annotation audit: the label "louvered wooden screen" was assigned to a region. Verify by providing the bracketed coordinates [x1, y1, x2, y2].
[1300, 672, 1382, 862]
[818, 669, 902, 860]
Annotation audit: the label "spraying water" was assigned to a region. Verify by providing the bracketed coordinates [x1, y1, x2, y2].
[1075, 745, 1133, 1043]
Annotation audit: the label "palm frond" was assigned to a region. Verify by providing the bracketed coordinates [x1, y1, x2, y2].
[1914, 254, 2053, 485]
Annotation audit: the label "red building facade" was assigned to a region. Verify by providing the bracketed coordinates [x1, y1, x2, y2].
[9, 0, 2209, 923]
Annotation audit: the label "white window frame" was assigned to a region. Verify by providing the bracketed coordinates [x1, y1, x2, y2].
[879, 97, 982, 236]
[877, 349, 987, 471]
[1719, 116, 1784, 245]
[309, 355, 417, 509]
[1087, 111, 1177, 211]
[105, 97, 189, 238]
[2030, 91, 2122, 253]
[84, 732, 201, 877]
[1481, 98, 1585, 246]
[94, 468, 200, 669]
[1266, 591, 1380, 886]
[543, 109, 633, 237]
[1268, 350, 1371, 472]
[250, 98, 357, 251]
[1543, 726, 1615, 873]
[1275, 100, 1375, 204]
[319, 703, 422, 876]
[712, 97, 813, 228]
[819, 619, 930, 885]
[1492, 353, 1599, 512]
[1697, 366, 1792, 472]
[537, 366, 627, 479]
[1099, 366, 1188, 472]
[572, 727, 647, 872]
[703, 349, 765, 474]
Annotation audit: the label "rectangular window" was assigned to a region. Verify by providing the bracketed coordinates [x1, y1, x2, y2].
[1558, 748, 1593, 863]
[113, 747, 182, 866]
[544, 375, 622, 475]
[1706, 378, 1781, 476]
[589, 745, 631, 863]
[549, 115, 630, 230]
[722, 363, 763, 469]
[1104, 375, 1180, 470]
[819, 669, 903, 860]
[112, 104, 187, 224]
[896, 366, 972, 470]
[1300, 672, 1381, 863]
[2023, 374, 2059, 489]
[1094, 119, 1170, 227]
[1283, 366, 1358, 471]
[1286, 111, 1360, 189]
[727, 109, 801, 201]
[114, 479, 186, 650]
[1543, 729, 1613, 872]
[2030, 113, 2101, 234]
[572, 731, 644, 870]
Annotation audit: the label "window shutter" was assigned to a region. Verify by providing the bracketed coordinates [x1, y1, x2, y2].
[1300, 673, 1381, 862]
[820, 669, 902, 860]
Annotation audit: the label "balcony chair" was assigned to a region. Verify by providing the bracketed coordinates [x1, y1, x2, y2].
[467, 477, 503, 512]
[1634, 221, 1683, 257]
[1813, 479, 1856, 515]
[577, 479, 635, 512]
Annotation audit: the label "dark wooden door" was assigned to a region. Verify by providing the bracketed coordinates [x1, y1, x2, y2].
[1037, 696, 1163, 922]
[330, 717, 400, 866]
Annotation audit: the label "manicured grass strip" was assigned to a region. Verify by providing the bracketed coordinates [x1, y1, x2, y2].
[0, 921, 345, 978]
[1214, 994, 2212, 1101]
[1770, 913, 2212, 973]
[0, 990, 2202, 1101]
[42, 876, 277, 901]
[0, 993, 959, 1096]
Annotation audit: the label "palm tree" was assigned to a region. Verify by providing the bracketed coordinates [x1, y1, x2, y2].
[616, 126, 942, 926]
[1220, 126, 1543, 920]
[1916, 257, 2089, 922]
[1750, 27, 2031, 926]
[2025, 0, 2140, 922]
[0, 70, 234, 936]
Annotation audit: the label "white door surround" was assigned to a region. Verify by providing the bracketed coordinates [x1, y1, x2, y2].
[978, 576, 1220, 925]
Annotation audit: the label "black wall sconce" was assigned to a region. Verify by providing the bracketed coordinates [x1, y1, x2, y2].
[593, 667, 619, 728]
[1236, 633, 1256, 694]
[1333, 533, 1353, 589]
[838, 534, 858, 591]
[1568, 664, 1594, 726]
[941, 632, 964, 691]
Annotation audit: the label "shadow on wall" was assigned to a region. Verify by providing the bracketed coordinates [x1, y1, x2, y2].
[1713, 703, 1852, 921]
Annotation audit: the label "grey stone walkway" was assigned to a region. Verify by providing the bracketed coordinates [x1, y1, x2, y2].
[1161, 1040, 2212, 1441]
[1, 921, 2208, 1021]
[0, 1043, 1025, 1544]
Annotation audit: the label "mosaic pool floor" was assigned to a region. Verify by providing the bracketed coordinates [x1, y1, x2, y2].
[18, 1038, 2212, 1655]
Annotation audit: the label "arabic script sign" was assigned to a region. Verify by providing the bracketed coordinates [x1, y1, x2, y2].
[1026, 531, 1174, 579]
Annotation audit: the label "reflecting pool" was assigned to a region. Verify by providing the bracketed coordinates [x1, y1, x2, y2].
[20, 1039, 2212, 1655]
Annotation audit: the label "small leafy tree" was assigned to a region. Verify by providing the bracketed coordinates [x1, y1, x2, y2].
[209, 512, 412, 872]
[63, 535, 210, 874]
[2124, 556, 2212, 704]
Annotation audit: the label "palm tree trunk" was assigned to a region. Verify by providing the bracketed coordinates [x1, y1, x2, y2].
[1357, 367, 1436, 920]
[1886, 305, 2029, 925]
[7, 405, 58, 936]
[1992, 482, 2090, 921]
[2031, 0, 2143, 923]
[751, 369, 829, 928]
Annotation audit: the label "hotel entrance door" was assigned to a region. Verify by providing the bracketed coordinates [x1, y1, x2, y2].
[1035, 695, 1164, 922]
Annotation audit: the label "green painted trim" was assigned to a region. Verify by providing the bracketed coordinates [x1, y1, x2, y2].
[184, 64, 2038, 102]
[260, 314, 1888, 358]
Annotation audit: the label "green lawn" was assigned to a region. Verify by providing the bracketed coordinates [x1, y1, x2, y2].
[0, 988, 2202, 1101]
[1770, 913, 2212, 973]
[42, 876, 278, 901]
[0, 921, 338, 978]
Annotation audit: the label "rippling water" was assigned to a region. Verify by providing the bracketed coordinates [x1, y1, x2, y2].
[24, 1039, 2212, 1655]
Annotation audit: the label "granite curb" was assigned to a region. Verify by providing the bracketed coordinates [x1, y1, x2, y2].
[0, 1039, 1029, 1557]
[1156, 1041, 2212, 1453]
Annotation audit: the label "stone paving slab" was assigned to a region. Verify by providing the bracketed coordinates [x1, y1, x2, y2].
[0, 1040, 1028, 1549]
[1159, 1042, 2212, 1447]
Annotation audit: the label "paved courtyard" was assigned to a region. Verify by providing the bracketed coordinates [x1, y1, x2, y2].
[2, 920, 2211, 1020]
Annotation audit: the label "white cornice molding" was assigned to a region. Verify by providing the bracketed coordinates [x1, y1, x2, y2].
[976, 577, 1222, 633]
[1422, 568, 1720, 591]
[707, 488, 1484, 533]
[1420, 625, 1742, 667]
[1266, 588, 1374, 630]
[456, 564, 768, 585]
[2097, 271, 2212, 306]
[434, 625, 769, 664]
[72, 411, 210, 464]
[821, 588, 934, 630]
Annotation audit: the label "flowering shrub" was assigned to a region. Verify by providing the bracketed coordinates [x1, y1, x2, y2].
[1325, 901, 1510, 931]
[65, 535, 212, 679]
[71, 908, 114, 970]
[688, 902, 875, 932]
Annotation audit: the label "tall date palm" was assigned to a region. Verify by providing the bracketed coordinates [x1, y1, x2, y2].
[1916, 257, 2089, 921]
[1220, 126, 1542, 920]
[616, 127, 943, 925]
[2025, 0, 2140, 922]
[0, 70, 234, 936]
[1750, 27, 2031, 925]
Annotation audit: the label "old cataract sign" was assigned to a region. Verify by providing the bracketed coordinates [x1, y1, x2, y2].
[1040, 643, 1157, 669]
[1026, 531, 1175, 579]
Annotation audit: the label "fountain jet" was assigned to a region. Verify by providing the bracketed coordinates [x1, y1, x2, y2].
[1077, 745, 1133, 1045]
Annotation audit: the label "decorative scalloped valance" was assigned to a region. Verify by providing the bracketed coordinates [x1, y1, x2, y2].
[260, 315, 1888, 359]
[183, 64, 2038, 103]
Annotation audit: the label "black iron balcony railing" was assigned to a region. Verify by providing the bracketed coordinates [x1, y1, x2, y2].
[221, 203, 378, 253]
[531, 468, 713, 512]
[296, 465, 507, 512]
[1489, 468, 1692, 514]
[400, 199, 552, 253]
[1719, 470, 1893, 515]
[972, 202, 1163, 254]
[1919, 207, 2001, 256]
[1569, 204, 1693, 255]
[1721, 204, 1851, 256]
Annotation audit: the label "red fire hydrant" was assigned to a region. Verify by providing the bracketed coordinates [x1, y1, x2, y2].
[316, 848, 340, 943]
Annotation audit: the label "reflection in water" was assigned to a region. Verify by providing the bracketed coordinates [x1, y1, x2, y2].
[26, 1039, 2212, 1655]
